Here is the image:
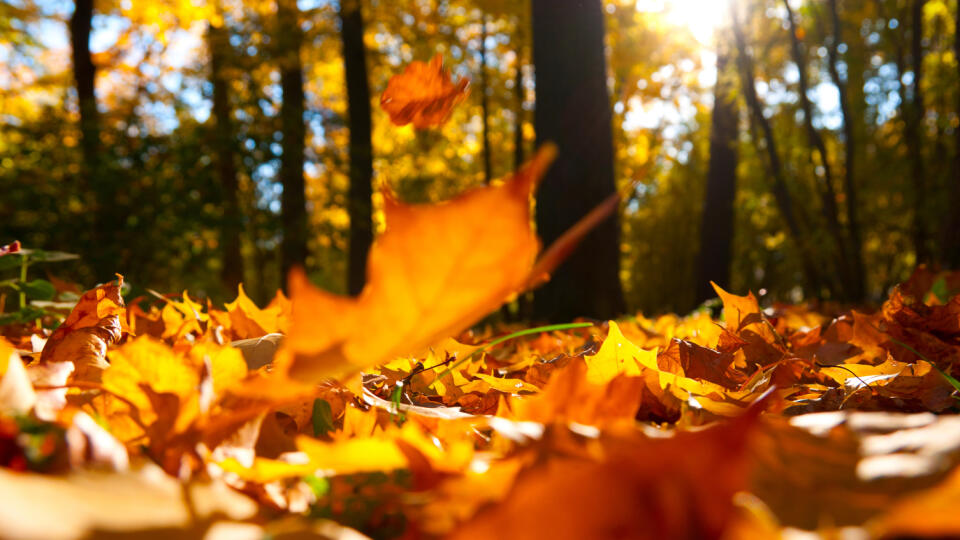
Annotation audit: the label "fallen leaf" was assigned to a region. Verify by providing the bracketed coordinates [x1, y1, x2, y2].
[39, 277, 125, 382]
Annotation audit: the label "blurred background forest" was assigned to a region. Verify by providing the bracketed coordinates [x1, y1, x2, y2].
[3, 0, 960, 318]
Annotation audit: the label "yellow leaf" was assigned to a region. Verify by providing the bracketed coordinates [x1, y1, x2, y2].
[467, 374, 540, 394]
[584, 321, 656, 384]
[102, 337, 200, 431]
[223, 284, 290, 339]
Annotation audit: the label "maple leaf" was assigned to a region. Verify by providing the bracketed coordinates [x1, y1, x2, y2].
[280, 145, 555, 383]
[211, 285, 290, 341]
[380, 53, 470, 128]
[39, 277, 125, 382]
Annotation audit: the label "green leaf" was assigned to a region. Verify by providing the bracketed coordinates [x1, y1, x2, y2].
[0, 305, 47, 325]
[312, 399, 335, 437]
[0, 254, 24, 272]
[18, 249, 79, 264]
[22, 279, 55, 301]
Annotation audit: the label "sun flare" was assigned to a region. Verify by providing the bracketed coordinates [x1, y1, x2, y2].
[636, 0, 733, 44]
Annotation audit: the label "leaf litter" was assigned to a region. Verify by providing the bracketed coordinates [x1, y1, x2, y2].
[2, 61, 960, 537]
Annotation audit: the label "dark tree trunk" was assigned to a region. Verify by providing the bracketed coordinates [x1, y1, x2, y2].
[783, 0, 854, 299]
[514, 56, 534, 321]
[70, 0, 108, 280]
[531, 0, 625, 322]
[480, 13, 492, 184]
[732, 6, 825, 295]
[70, 0, 98, 177]
[339, 0, 374, 296]
[694, 37, 738, 305]
[824, 0, 865, 300]
[277, 0, 307, 280]
[906, 0, 929, 263]
[945, 0, 960, 268]
[209, 23, 244, 293]
[513, 58, 525, 177]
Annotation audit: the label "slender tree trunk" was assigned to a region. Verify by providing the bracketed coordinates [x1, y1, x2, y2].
[824, 0, 865, 300]
[277, 0, 307, 280]
[531, 0, 625, 321]
[209, 23, 244, 293]
[782, 0, 853, 299]
[945, 0, 960, 268]
[514, 54, 533, 321]
[906, 0, 929, 263]
[480, 13, 493, 185]
[70, 0, 108, 280]
[695, 35, 739, 305]
[513, 59, 525, 177]
[339, 0, 374, 295]
[732, 6, 825, 295]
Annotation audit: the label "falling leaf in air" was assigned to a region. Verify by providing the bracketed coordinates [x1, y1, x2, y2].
[280, 145, 555, 383]
[380, 53, 470, 128]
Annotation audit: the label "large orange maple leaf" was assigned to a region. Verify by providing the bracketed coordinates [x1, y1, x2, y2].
[279, 146, 556, 383]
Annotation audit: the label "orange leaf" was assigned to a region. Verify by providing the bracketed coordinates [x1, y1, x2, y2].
[281, 146, 555, 383]
[453, 405, 764, 539]
[380, 53, 470, 129]
[39, 277, 125, 382]
[223, 284, 290, 340]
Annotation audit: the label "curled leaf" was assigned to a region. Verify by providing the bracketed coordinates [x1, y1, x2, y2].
[39, 277, 125, 382]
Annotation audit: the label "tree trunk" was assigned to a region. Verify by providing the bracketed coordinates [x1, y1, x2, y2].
[782, 0, 854, 299]
[70, 0, 107, 280]
[945, 0, 960, 268]
[208, 22, 244, 294]
[277, 0, 307, 280]
[531, 0, 625, 322]
[732, 5, 825, 295]
[694, 35, 738, 305]
[907, 0, 929, 263]
[480, 13, 493, 184]
[514, 55, 534, 320]
[824, 0, 865, 300]
[339, 0, 374, 296]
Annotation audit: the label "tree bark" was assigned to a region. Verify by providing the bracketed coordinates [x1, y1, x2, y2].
[906, 0, 929, 263]
[208, 22, 244, 293]
[695, 35, 739, 305]
[70, 0, 108, 280]
[480, 13, 493, 184]
[732, 6, 825, 295]
[783, 0, 854, 299]
[945, 0, 960, 267]
[339, 0, 374, 296]
[824, 0, 865, 300]
[531, 0, 625, 321]
[277, 0, 308, 280]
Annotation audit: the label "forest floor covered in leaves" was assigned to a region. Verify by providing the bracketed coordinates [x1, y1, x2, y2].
[3, 258, 960, 539]
[3, 158, 960, 539]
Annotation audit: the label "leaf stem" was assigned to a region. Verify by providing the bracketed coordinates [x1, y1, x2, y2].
[19, 254, 28, 310]
[436, 322, 593, 379]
